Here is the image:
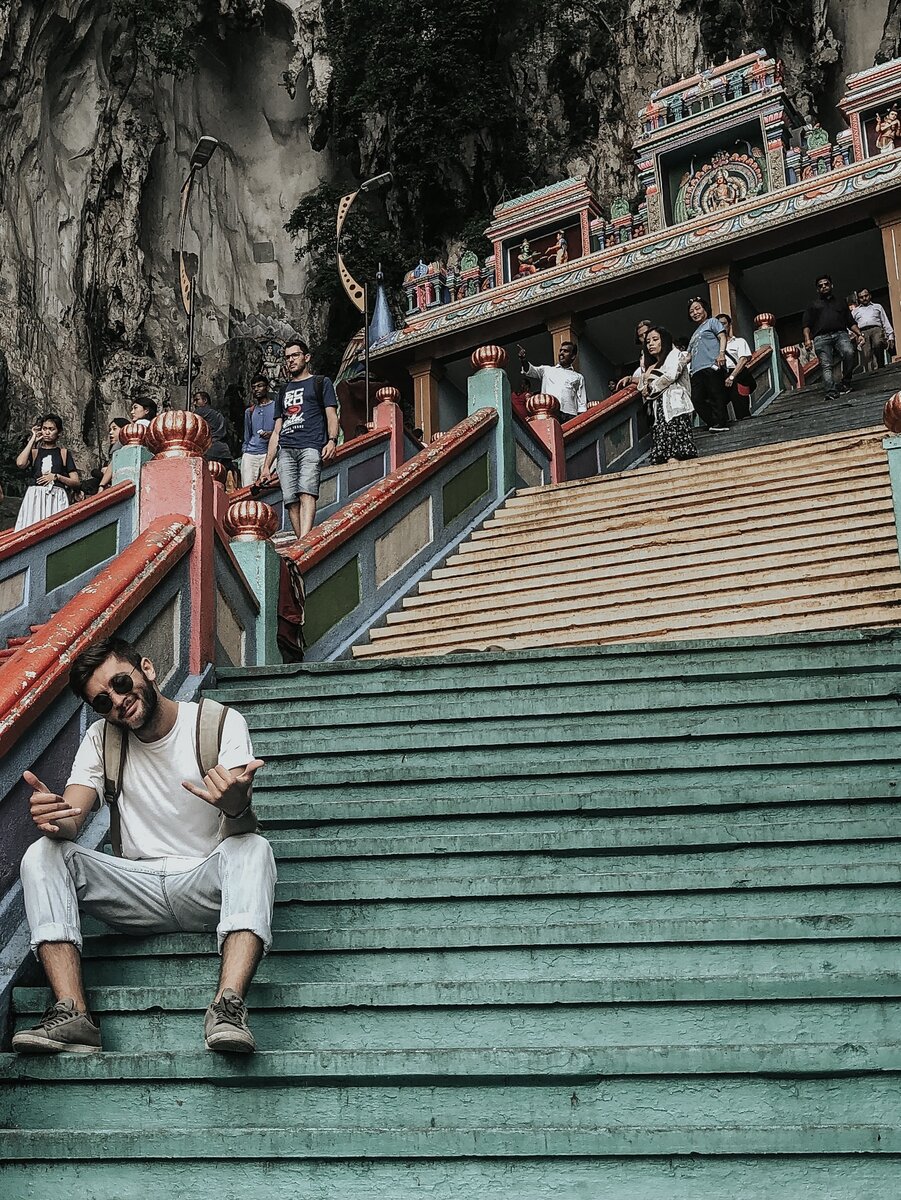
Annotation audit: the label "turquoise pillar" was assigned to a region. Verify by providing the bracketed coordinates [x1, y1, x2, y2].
[884, 435, 901, 567]
[467, 348, 516, 495]
[112, 444, 152, 529]
[230, 539, 281, 665]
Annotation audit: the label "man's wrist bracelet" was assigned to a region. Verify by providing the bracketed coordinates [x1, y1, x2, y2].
[226, 801, 253, 820]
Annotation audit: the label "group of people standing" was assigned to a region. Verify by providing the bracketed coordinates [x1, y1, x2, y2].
[623, 298, 755, 466]
[10, 338, 341, 544]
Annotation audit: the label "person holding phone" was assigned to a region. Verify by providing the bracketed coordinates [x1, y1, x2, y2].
[14, 413, 80, 531]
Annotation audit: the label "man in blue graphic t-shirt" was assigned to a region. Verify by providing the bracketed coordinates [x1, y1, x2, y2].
[261, 338, 339, 539]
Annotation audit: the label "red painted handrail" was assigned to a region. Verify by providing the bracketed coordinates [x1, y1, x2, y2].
[285, 408, 498, 572]
[0, 481, 135, 563]
[0, 516, 195, 758]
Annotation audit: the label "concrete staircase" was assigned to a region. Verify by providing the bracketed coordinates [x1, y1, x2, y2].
[354, 424, 901, 659]
[3, 630, 901, 1195]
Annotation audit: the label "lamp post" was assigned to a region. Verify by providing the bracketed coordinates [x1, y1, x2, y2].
[178, 135, 219, 409]
[336, 171, 393, 423]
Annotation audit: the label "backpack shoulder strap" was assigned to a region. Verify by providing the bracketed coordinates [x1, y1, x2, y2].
[101, 722, 126, 857]
[195, 697, 228, 778]
[314, 375, 324, 405]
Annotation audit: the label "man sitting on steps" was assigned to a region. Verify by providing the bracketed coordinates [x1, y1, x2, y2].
[13, 636, 276, 1056]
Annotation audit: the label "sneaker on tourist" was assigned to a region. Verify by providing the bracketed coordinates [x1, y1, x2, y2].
[204, 988, 256, 1053]
[11, 998, 102, 1054]
[837, 382, 853, 395]
[709, 425, 730, 432]
[824, 390, 839, 401]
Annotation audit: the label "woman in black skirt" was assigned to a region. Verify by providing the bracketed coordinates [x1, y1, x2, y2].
[638, 327, 698, 464]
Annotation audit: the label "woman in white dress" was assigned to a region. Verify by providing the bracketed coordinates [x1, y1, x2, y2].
[14, 413, 80, 531]
[637, 327, 699, 465]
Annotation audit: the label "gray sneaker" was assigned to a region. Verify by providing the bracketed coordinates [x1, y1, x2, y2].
[12, 999, 102, 1054]
[203, 989, 256, 1053]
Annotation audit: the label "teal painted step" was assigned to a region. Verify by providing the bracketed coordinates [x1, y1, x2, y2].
[249, 770, 901, 822]
[4, 1157, 901, 1200]
[4, 1075, 901, 1141]
[63, 937, 901, 987]
[9, 998, 900, 1055]
[6, 630, 901, 1188]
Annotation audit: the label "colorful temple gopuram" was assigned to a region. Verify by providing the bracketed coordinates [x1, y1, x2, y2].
[378, 50, 901, 439]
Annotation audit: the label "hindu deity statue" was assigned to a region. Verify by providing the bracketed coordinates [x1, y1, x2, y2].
[876, 108, 901, 154]
[517, 239, 538, 276]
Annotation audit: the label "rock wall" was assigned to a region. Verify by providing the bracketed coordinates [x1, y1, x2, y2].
[0, 0, 894, 467]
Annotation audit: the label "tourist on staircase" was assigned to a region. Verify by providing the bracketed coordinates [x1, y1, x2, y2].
[129, 399, 157, 427]
[12, 637, 276, 1056]
[637, 326, 698, 464]
[851, 286, 895, 372]
[241, 374, 276, 487]
[517, 339, 587, 423]
[192, 391, 237, 486]
[718, 313, 754, 420]
[95, 417, 130, 493]
[612, 317, 653, 391]
[802, 274, 865, 400]
[686, 297, 730, 432]
[261, 338, 340, 540]
[13, 413, 80, 531]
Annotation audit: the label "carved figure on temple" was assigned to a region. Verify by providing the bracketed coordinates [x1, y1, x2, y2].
[411, 259, 434, 310]
[875, 108, 901, 154]
[544, 231, 568, 266]
[709, 168, 741, 209]
[517, 239, 538, 276]
[481, 255, 496, 291]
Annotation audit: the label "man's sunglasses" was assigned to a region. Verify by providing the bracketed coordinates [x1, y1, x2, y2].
[87, 669, 141, 715]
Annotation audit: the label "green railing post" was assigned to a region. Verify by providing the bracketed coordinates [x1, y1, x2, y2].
[225, 501, 283, 665]
[884, 433, 901, 567]
[468, 345, 515, 495]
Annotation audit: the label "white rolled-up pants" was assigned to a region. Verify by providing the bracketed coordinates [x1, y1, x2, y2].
[20, 833, 277, 956]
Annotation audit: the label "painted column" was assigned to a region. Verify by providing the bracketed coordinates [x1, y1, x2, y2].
[225, 500, 281, 666]
[546, 313, 578, 359]
[373, 388, 405, 471]
[469, 345, 516, 495]
[408, 359, 442, 443]
[138, 411, 215, 674]
[876, 209, 901, 359]
[704, 263, 738, 321]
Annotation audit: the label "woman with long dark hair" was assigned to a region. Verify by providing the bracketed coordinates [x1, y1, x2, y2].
[638, 326, 698, 464]
[14, 413, 80, 530]
[686, 296, 730, 431]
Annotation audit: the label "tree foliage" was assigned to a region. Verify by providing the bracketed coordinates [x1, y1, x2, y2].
[112, 0, 199, 77]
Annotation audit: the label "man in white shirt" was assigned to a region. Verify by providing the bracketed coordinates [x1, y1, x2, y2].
[13, 636, 276, 1056]
[851, 288, 895, 372]
[517, 340, 588, 423]
[717, 313, 754, 420]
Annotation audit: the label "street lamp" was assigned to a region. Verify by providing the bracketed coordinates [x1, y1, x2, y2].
[178, 135, 219, 409]
[336, 171, 393, 422]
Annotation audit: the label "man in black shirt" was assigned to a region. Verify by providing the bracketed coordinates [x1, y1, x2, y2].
[802, 275, 865, 401]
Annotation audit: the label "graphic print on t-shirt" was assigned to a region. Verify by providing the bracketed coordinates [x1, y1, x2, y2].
[275, 376, 337, 451]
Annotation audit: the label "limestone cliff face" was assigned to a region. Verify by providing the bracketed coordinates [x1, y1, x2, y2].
[0, 0, 892, 466]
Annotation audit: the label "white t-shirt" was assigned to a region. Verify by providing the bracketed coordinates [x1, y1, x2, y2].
[724, 336, 752, 368]
[523, 364, 588, 416]
[67, 702, 255, 861]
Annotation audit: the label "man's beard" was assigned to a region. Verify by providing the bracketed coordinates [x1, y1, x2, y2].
[111, 677, 159, 731]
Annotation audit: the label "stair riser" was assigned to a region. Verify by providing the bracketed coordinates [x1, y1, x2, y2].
[237, 670, 901, 730]
[71, 936, 901, 987]
[4, 1075, 901, 1135]
[4, 1156, 901, 1200]
[10, 998, 897, 1055]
